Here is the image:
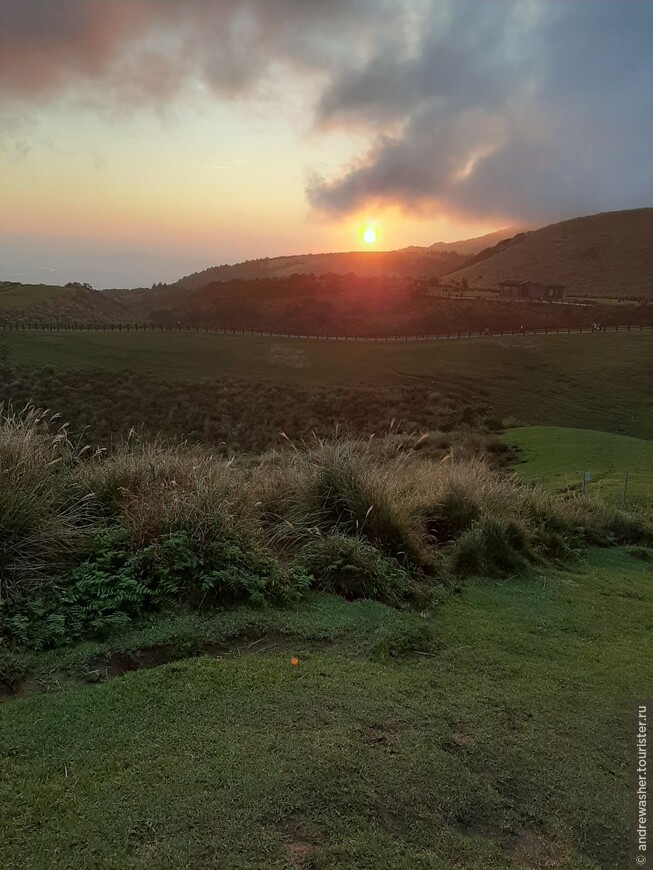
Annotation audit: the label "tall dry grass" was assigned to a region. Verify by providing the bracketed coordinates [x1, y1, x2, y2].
[0, 405, 93, 603]
[1, 407, 650, 637]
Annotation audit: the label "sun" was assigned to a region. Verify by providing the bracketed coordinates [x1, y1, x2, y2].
[362, 225, 377, 245]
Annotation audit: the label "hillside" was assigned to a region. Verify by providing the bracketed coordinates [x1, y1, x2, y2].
[447, 208, 653, 298]
[0, 282, 70, 311]
[174, 249, 468, 290]
[3, 277, 650, 339]
[401, 225, 524, 256]
[0, 281, 136, 322]
[504, 426, 653, 504]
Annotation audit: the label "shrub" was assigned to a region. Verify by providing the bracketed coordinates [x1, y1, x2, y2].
[1, 404, 651, 647]
[522, 489, 652, 548]
[2, 528, 310, 649]
[296, 534, 413, 607]
[448, 517, 534, 577]
[423, 487, 480, 543]
[257, 440, 426, 567]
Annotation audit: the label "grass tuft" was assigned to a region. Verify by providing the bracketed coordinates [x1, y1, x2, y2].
[1, 407, 650, 647]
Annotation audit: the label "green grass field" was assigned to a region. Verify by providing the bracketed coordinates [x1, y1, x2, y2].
[504, 426, 653, 504]
[0, 548, 649, 869]
[0, 283, 71, 311]
[1, 330, 651, 437]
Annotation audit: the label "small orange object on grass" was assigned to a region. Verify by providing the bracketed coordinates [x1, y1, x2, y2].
[290, 656, 299, 666]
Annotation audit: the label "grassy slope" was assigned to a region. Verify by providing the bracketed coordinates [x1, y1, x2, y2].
[0, 549, 650, 869]
[0, 283, 70, 311]
[1, 330, 651, 436]
[504, 426, 653, 504]
[449, 208, 653, 298]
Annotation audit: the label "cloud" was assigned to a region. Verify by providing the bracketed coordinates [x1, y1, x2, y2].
[0, 0, 400, 105]
[1, 0, 652, 224]
[308, 0, 653, 222]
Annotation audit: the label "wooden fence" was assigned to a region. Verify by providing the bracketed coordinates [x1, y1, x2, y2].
[0, 321, 651, 341]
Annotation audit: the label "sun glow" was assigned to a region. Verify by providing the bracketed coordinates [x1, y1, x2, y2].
[362, 225, 378, 244]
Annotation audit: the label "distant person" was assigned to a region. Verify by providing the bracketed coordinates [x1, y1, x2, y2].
[519, 324, 525, 335]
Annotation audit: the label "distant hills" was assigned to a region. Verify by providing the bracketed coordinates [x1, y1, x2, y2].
[1, 210, 652, 336]
[172, 210, 653, 300]
[447, 209, 653, 298]
[174, 249, 466, 290]
[399, 226, 523, 256]
[172, 228, 520, 290]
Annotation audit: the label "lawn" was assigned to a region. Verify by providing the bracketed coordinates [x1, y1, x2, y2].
[504, 426, 653, 505]
[1, 548, 650, 869]
[1, 330, 651, 436]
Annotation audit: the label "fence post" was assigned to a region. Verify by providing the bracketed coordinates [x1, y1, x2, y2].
[623, 472, 629, 506]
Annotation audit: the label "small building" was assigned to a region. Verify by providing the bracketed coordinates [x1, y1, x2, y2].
[498, 280, 565, 301]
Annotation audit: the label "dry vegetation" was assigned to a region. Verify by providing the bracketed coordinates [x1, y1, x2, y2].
[173, 248, 467, 289]
[449, 208, 653, 298]
[0, 356, 497, 451]
[1, 405, 649, 650]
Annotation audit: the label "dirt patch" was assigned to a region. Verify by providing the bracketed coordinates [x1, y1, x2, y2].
[87, 643, 182, 680]
[0, 630, 305, 705]
[363, 722, 397, 754]
[509, 828, 566, 868]
[282, 811, 324, 868]
[449, 732, 477, 750]
[285, 842, 314, 868]
[0, 679, 15, 701]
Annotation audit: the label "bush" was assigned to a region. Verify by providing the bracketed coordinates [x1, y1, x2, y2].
[1, 405, 651, 648]
[448, 518, 534, 577]
[2, 529, 310, 649]
[423, 487, 480, 543]
[255, 440, 426, 567]
[296, 535, 414, 607]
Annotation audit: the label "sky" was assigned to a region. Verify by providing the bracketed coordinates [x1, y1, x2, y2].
[1, 0, 651, 289]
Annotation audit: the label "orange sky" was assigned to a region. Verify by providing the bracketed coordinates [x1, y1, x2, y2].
[0, 97, 502, 287]
[2, 1, 648, 287]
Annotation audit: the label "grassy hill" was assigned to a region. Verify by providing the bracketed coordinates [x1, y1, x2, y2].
[504, 426, 653, 504]
[1, 548, 650, 868]
[1, 331, 651, 439]
[0, 282, 71, 311]
[0, 281, 134, 322]
[174, 229, 525, 290]
[447, 208, 653, 298]
[174, 249, 468, 290]
[401, 226, 524, 256]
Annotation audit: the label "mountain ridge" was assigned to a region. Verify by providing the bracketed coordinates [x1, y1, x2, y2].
[173, 228, 521, 290]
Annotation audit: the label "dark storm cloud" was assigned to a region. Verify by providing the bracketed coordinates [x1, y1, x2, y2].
[1, 0, 651, 223]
